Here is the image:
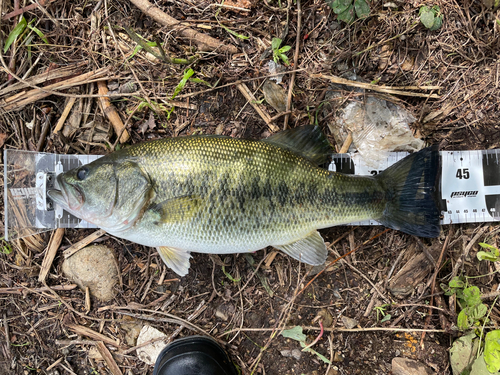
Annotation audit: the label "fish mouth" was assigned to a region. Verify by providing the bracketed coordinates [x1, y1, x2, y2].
[47, 175, 84, 211]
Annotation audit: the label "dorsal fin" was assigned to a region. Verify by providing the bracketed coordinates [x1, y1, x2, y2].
[262, 126, 332, 165]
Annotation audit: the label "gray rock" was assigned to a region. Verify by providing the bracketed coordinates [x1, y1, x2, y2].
[62, 244, 118, 302]
[280, 349, 302, 360]
[215, 303, 235, 321]
[392, 357, 433, 375]
[341, 316, 358, 329]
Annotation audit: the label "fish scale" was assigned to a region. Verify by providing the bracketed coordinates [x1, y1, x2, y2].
[47, 126, 441, 276]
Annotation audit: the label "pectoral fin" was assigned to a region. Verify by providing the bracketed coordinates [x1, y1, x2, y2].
[156, 246, 191, 276]
[149, 195, 204, 224]
[274, 231, 328, 266]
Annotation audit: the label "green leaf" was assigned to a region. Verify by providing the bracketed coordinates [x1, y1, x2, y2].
[458, 310, 471, 330]
[337, 5, 356, 23]
[219, 22, 249, 40]
[279, 53, 290, 66]
[281, 326, 307, 342]
[380, 313, 391, 323]
[463, 286, 482, 307]
[478, 251, 500, 262]
[189, 77, 212, 87]
[429, 15, 443, 31]
[329, 0, 352, 14]
[222, 265, 241, 283]
[278, 45, 292, 54]
[419, 7, 436, 29]
[471, 304, 488, 320]
[450, 332, 478, 375]
[480, 243, 500, 252]
[271, 37, 282, 52]
[4, 16, 28, 53]
[171, 68, 194, 100]
[478, 243, 500, 261]
[301, 343, 332, 364]
[27, 24, 48, 44]
[485, 330, 500, 373]
[354, 0, 370, 19]
[449, 276, 466, 289]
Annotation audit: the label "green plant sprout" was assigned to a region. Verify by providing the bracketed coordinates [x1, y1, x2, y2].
[271, 38, 292, 66]
[0, 237, 13, 255]
[477, 243, 500, 262]
[327, 0, 370, 24]
[419, 5, 443, 31]
[281, 326, 331, 364]
[222, 265, 241, 283]
[373, 304, 391, 323]
[4, 16, 49, 60]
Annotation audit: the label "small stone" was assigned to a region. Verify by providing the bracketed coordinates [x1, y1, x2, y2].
[215, 303, 235, 321]
[341, 316, 358, 329]
[120, 316, 143, 346]
[316, 308, 334, 328]
[392, 357, 433, 375]
[280, 349, 302, 360]
[62, 245, 118, 302]
[136, 326, 168, 365]
[333, 352, 344, 362]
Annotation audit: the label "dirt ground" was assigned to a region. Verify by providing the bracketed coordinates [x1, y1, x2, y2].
[0, 0, 500, 374]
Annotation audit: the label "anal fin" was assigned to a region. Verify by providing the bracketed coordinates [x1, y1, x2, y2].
[274, 231, 328, 266]
[156, 246, 191, 276]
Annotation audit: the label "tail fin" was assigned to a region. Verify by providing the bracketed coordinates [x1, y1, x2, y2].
[376, 146, 440, 238]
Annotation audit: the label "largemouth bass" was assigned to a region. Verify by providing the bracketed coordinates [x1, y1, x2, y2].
[48, 126, 440, 276]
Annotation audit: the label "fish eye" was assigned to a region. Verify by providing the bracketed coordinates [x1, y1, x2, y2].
[77, 167, 89, 181]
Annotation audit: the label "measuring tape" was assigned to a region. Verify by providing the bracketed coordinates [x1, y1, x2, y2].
[329, 150, 500, 225]
[5, 149, 500, 240]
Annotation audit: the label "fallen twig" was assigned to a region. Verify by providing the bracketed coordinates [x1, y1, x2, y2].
[96, 341, 123, 375]
[220, 325, 447, 336]
[53, 97, 77, 134]
[0, 284, 77, 295]
[63, 229, 107, 258]
[310, 73, 440, 99]
[236, 82, 277, 131]
[283, 0, 301, 130]
[97, 81, 130, 143]
[2, 67, 110, 112]
[38, 228, 65, 283]
[66, 324, 120, 347]
[129, 0, 237, 54]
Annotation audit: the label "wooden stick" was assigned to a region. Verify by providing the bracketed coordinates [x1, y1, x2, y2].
[38, 228, 65, 283]
[339, 132, 353, 153]
[2, 68, 110, 112]
[129, 0, 237, 54]
[64, 229, 107, 259]
[283, 0, 301, 130]
[97, 81, 130, 143]
[0, 284, 77, 295]
[53, 97, 77, 134]
[236, 83, 278, 132]
[310, 73, 440, 99]
[66, 324, 120, 347]
[96, 341, 123, 375]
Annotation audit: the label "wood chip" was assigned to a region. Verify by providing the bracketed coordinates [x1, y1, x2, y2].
[97, 81, 130, 143]
[66, 324, 120, 347]
[63, 229, 106, 258]
[236, 83, 278, 132]
[96, 341, 123, 375]
[53, 97, 77, 134]
[38, 228, 65, 283]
